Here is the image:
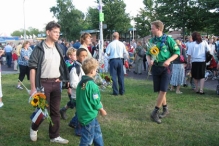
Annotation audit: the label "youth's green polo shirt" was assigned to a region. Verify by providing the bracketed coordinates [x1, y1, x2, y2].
[146, 35, 180, 63]
[76, 75, 103, 126]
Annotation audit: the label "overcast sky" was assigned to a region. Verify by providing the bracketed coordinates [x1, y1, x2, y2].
[0, 0, 144, 36]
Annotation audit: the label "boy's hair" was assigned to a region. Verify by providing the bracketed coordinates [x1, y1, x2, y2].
[46, 21, 61, 31]
[76, 48, 87, 57]
[80, 33, 91, 44]
[82, 58, 99, 74]
[66, 47, 77, 56]
[151, 20, 164, 32]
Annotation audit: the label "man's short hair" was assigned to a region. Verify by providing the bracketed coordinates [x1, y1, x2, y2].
[46, 21, 61, 31]
[76, 48, 87, 57]
[82, 58, 99, 75]
[66, 47, 77, 56]
[151, 20, 164, 32]
[112, 32, 119, 39]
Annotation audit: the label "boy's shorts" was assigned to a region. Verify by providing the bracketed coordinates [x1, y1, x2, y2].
[152, 65, 171, 92]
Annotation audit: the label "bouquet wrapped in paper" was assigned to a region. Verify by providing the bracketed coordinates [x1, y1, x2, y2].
[29, 88, 53, 126]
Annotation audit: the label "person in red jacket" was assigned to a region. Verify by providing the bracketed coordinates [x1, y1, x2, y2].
[12, 50, 18, 71]
[207, 56, 217, 80]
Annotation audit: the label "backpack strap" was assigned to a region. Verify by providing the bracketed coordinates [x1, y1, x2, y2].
[74, 63, 81, 77]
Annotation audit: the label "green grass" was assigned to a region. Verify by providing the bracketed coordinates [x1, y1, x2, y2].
[0, 74, 219, 146]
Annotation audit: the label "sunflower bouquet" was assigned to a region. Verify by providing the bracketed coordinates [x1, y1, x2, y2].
[148, 42, 159, 62]
[146, 42, 160, 79]
[30, 92, 53, 126]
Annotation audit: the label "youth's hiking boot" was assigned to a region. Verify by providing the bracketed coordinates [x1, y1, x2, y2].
[150, 109, 161, 124]
[30, 128, 38, 141]
[60, 107, 67, 120]
[50, 136, 69, 144]
[159, 107, 169, 118]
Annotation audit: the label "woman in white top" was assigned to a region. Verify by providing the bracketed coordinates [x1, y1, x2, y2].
[79, 33, 92, 57]
[187, 32, 210, 94]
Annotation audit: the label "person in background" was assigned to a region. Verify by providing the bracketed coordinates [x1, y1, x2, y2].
[4, 42, 13, 68]
[106, 32, 128, 96]
[79, 33, 92, 57]
[0, 49, 5, 108]
[17, 41, 32, 89]
[187, 32, 210, 95]
[169, 39, 187, 94]
[134, 41, 143, 75]
[76, 57, 107, 146]
[28, 21, 69, 144]
[73, 39, 81, 49]
[12, 50, 18, 71]
[64, 42, 70, 61]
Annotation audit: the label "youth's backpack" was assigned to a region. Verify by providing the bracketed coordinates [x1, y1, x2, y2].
[137, 47, 146, 57]
[62, 62, 81, 89]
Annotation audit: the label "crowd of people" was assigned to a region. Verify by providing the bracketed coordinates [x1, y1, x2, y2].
[0, 19, 219, 145]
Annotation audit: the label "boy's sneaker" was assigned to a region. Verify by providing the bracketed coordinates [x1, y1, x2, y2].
[17, 85, 23, 90]
[50, 136, 69, 144]
[0, 102, 4, 108]
[30, 128, 38, 141]
[68, 122, 76, 128]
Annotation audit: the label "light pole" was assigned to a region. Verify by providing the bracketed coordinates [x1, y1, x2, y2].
[98, 0, 104, 63]
[131, 20, 135, 41]
[23, 0, 26, 40]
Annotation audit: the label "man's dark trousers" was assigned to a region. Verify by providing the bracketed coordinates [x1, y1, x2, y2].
[109, 58, 125, 95]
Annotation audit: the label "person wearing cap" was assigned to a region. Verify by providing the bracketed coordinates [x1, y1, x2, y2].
[106, 32, 128, 96]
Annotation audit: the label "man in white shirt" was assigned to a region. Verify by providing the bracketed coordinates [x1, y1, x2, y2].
[106, 32, 128, 95]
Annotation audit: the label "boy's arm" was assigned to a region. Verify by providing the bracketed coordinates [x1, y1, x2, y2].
[69, 68, 80, 89]
[99, 108, 107, 116]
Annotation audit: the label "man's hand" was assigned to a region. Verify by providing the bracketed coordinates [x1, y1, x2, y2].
[30, 89, 37, 96]
[163, 60, 171, 67]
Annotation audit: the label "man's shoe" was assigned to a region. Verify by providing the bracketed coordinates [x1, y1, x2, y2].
[150, 109, 161, 124]
[159, 107, 169, 118]
[60, 107, 67, 120]
[50, 136, 69, 144]
[111, 93, 118, 96]
[30, 128, 38, 141]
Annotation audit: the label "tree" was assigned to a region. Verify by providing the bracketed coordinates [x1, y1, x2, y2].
[86, 7, 99, 30]
[93, 0, 130, 40]
[50, 0, 86, 40]
[11, 27, 40, 37]
[134, 0, 157, 38]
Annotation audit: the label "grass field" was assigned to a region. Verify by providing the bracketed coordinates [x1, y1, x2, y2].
[0, 74, 219, 146]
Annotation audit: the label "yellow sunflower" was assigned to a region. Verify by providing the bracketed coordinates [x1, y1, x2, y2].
[31, 95, 39, 107]
[150, 46, 159, 55]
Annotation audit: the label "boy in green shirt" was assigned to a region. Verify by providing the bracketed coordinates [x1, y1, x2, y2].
[146, 20, 180, 124]
[76, 58, 107, 145]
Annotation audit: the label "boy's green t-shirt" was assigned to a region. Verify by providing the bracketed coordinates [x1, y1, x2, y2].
[76, 75, 103, 126]
[146, 35, 180, 63]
